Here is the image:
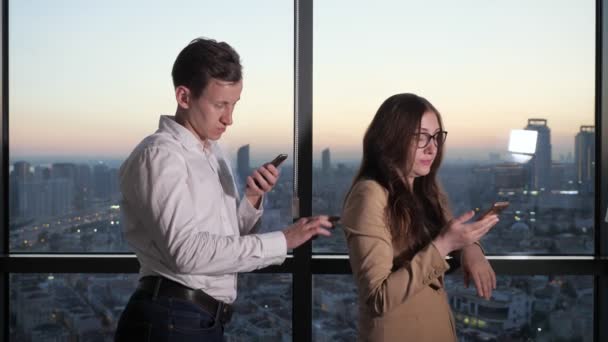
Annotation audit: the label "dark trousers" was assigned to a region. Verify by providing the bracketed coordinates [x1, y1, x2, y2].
[115, 289, 224, 342]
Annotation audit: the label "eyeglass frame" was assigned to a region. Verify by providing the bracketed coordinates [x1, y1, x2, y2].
[413, 131, 448, 149]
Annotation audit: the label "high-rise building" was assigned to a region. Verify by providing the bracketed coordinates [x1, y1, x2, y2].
[51, 162, 78, 212]
[33, 166, 51, 181]
[12, 161, 31, 181]
[525, 118, 552, 190]
[51, 163, 77, 182]
[575, 125, 595, 187]
[449, 288, 531, 334]
[10, 161, 32, 219]
[93, 162, 111, 201]
[237, 144, 250, 184]
[494, 163, 525, 191]
[322, 148, 331, 175]
[18, 178, 73, 218]
[551, 162, 567, 190]
[75, 164, 92, 210]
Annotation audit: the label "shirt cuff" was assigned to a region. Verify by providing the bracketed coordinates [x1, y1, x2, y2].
[258, 231, 287, 259]
[241, 194, 264, 216]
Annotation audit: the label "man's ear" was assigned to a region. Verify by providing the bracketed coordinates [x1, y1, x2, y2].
[175, 86, 191, 109]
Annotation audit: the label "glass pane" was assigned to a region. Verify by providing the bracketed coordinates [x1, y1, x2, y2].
[9, 0, 293, 252]
[313, 274, 593, 341]
[313, 1, 595, 254]
[10, 273, 292, 341]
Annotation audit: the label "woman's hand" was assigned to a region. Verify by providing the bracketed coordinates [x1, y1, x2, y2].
[432, 210, 498, 257]
[461, 244, 496, 300]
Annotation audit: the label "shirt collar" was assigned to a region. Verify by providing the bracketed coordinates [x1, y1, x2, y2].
[158, 115, 214, 151]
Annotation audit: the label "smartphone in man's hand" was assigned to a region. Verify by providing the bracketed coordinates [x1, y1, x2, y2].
[252, 154, 288, 189]
[477, 201, 509, 220]
[329, 216, 340, 224]
[270, 154, 288, 167]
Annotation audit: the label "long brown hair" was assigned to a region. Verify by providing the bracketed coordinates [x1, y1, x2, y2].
[349, 93, 451, 253]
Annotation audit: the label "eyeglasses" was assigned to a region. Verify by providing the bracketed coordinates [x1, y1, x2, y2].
[414, 131, 448, 148]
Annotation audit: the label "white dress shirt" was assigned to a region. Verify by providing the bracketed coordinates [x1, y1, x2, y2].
[119, 115, 287, 303]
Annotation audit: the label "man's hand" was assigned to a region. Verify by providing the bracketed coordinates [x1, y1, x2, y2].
[461, 244, 496, 300]
[246, 163, 280, 208]
[282, 216, 334, 249]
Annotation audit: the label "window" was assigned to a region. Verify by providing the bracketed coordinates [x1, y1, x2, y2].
[9, 0, 294, 252]
[10, 273, 292, 341]
[313, 274, 593, 341]
[313, 0, 595, 255]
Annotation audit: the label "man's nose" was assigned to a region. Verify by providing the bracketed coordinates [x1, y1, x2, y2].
[221, 109, 233, 126]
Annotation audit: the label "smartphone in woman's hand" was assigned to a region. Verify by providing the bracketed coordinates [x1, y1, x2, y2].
[477, 201, 509, 220]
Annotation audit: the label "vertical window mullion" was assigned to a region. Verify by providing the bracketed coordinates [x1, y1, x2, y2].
[595, 1, 607, 341]
[293, 0, 313, 342]
[1, 0, 8, 340]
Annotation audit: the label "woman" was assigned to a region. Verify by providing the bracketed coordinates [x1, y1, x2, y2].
[342, 93, 499, 341]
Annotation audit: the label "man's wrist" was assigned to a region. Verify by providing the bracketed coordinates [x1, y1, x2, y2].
[246, 193, 262, 209]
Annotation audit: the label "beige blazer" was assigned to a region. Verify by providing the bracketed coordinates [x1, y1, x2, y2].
[342, 180, 457, 342]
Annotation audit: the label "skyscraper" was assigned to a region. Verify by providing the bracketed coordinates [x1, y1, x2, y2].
[12, 161, 31, 181]
[321, 148, 331, 175]
[51, 163, 77, 182]
[494, 163, 525, 191]
[75, 164, 92, 210]
[525, 118, 552, 190]
[575, 125, 595, 188]
[93, 162, 111, 201]
[10, 161, 32, 219]
[18, 178, 73, 218]
[237, 144, 250, 185]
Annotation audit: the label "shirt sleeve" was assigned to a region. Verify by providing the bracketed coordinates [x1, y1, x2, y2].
[237, 195, 264, 235]
[342, 180, 450, 316]
[120, 146, 287, 276]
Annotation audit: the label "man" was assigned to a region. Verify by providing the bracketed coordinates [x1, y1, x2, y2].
[115, 37, 332, 341]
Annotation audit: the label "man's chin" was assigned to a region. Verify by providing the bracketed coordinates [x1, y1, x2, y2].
[210, 133, 224, 140]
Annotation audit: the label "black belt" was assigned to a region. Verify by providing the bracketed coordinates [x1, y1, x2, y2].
[137, 275, 233, 324]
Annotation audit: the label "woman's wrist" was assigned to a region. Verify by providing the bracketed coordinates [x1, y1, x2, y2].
[432, 237, 451, 258]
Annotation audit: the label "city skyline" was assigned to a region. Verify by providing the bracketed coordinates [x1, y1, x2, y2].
[9, 117, 595, 168]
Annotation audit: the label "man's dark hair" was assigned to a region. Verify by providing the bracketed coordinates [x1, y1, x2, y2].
[171, 37, 242, 98]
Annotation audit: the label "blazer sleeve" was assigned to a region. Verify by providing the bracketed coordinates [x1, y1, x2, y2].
[342, 180, 450, 316]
